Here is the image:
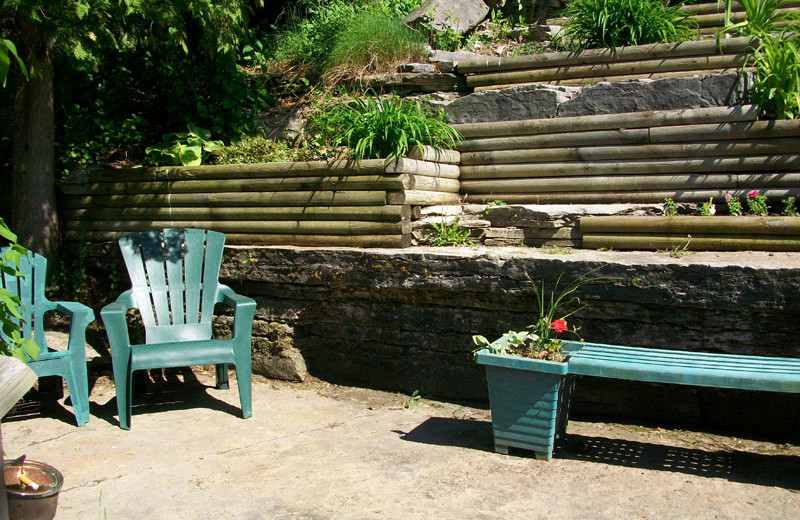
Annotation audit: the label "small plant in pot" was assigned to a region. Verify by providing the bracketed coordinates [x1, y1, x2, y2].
[472, 266, 612, 460]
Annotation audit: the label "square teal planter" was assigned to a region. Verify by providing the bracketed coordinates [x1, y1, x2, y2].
[476, 344, 580, 460]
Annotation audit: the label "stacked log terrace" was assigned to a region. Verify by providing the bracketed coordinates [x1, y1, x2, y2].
[60, 146, 460, 248]
[453, 104, 800, 206]
[581, 215, 800, 252]
[456, 37, 755, 91]
[549, 1, 800, 37]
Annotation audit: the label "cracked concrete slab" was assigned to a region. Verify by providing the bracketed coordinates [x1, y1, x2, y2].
[2, 370, 799, 519]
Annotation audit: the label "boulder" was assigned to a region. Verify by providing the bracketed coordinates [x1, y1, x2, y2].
[557, 73, 747, 117]
[444, 83, 581, 123]
[404, 0, 490, 35]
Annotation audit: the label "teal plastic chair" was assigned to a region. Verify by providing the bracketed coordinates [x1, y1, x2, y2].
[100, 228, 256, 429]
[0, 248, 95, 426]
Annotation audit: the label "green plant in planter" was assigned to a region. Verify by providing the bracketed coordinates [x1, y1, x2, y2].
[145, 123, 224, 166]
[309, 93, 462, 162]
[699, 197, 716, 216]
[748, 33, 800, 120]
[782, 196, 799, 216]
[725, 192, 743, 216]
[0, 219, 38, 362]
[473, 266, 610, 361]
[746, 190, 770, 215]
[557, 0, 695, 51]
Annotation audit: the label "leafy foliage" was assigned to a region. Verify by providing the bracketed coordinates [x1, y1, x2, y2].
[310, 94, 462, 162]
[723, 0, 800, 37]
[0, 219, 38, 362]
[145, 124, 224, 166]
[558, 0, 696, 50]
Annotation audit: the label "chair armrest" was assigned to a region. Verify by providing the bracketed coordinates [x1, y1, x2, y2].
[217, 285, 256, 340]
[100, 290, 137, 350]
[51, 301, 96, 329]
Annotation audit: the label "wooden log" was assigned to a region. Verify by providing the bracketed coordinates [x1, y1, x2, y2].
[385, 158, 461, 178]
[580, 216, 800, 235]
[63, 159, 391, 184]
[462, 174, 738, 193]
[386, 190, 462, 205]
[67, 230, 412, 248]
[691, 8, 798, 28]
[461, 188, 800, 204]
[461, 139, 800, 165]
[451, 105, 758, 139]
[406, 146, 462, 165]
[471, 67, 752, 90]
[466, 54, 750, 88]
[650, 119, 800, 143]
[581, 234, 800, 252]
[455, 36, 754, 73]
[458, 128, 650, 152]
[459, 156, 800, 179]
[60, 174, 409, 196]
[66, 219, 411, 236]
[64, 205, 411, 222]
[410, 175, 461, 193]
[462, 172, 800, 193]
[62, 190, 390, 208]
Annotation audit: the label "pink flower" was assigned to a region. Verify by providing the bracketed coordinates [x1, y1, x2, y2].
[551, 319, 568, 334]
[747, 190, 760, 199]
[536, 350, 548, 360]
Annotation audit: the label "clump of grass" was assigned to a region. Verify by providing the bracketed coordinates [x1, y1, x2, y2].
[309, 93, 461, 162]
[324, 7, 427, 84]
[558, 0, 696, 51]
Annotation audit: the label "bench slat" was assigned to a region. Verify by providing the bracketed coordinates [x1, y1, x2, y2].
[567, 343, 800, 393]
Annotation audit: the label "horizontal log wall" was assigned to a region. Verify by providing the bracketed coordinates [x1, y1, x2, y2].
[60, 152, 461, 248]
[580, 215, 800, 252]
[453, 105, 800, 206]
[458, 37, 756, 90]
[550, 2, 800, 37]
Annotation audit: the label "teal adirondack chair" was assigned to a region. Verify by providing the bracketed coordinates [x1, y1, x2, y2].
[101, 228, 255, 429]
[0, 248, 95, 426]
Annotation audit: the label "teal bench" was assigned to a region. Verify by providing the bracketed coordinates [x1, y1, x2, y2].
[478, 341, 800, 460]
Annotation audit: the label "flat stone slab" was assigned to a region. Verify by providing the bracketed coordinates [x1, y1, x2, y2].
[3, 371, 799, 519]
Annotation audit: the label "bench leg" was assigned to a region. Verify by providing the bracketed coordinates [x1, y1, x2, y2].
[556, 375, 576, 441]
[494, 443, 509, 455]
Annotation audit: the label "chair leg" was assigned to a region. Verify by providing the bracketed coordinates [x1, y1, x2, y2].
[215, 364, 229, 389]
[111, 353, 133, 430]
[233, 349, 252, 419]
[64, 362, 91, 427]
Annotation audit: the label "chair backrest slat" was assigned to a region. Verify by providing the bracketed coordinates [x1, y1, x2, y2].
[0, 248, 49, 351]
[118, 228, 225, 344]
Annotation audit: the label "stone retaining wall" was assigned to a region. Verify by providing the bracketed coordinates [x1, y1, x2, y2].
[212, 246, 800, 435]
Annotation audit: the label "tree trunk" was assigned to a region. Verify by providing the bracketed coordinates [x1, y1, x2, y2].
[11, 17, 58, 257]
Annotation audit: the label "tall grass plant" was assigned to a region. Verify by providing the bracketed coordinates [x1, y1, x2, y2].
[310, 93, 461, 162]
[558, 0, 696, 51]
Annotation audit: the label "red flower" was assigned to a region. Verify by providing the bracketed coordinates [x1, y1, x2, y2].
[747, 190, 760, 199]
[551, 319, 568, 334]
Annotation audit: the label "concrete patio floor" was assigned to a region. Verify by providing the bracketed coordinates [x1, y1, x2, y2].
[2, 368, 799, 519]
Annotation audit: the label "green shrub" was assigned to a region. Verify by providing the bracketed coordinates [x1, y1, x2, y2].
[213, 136, 326, 164]
[559, 0, 696, 50]
[749, 33, 800, 120]
[427, 218, 473, 246]
[324, 7, 427, 83]
[310, 94, 462, 162]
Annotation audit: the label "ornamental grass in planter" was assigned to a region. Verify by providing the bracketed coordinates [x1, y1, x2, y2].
[473, 267, 610, 460]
